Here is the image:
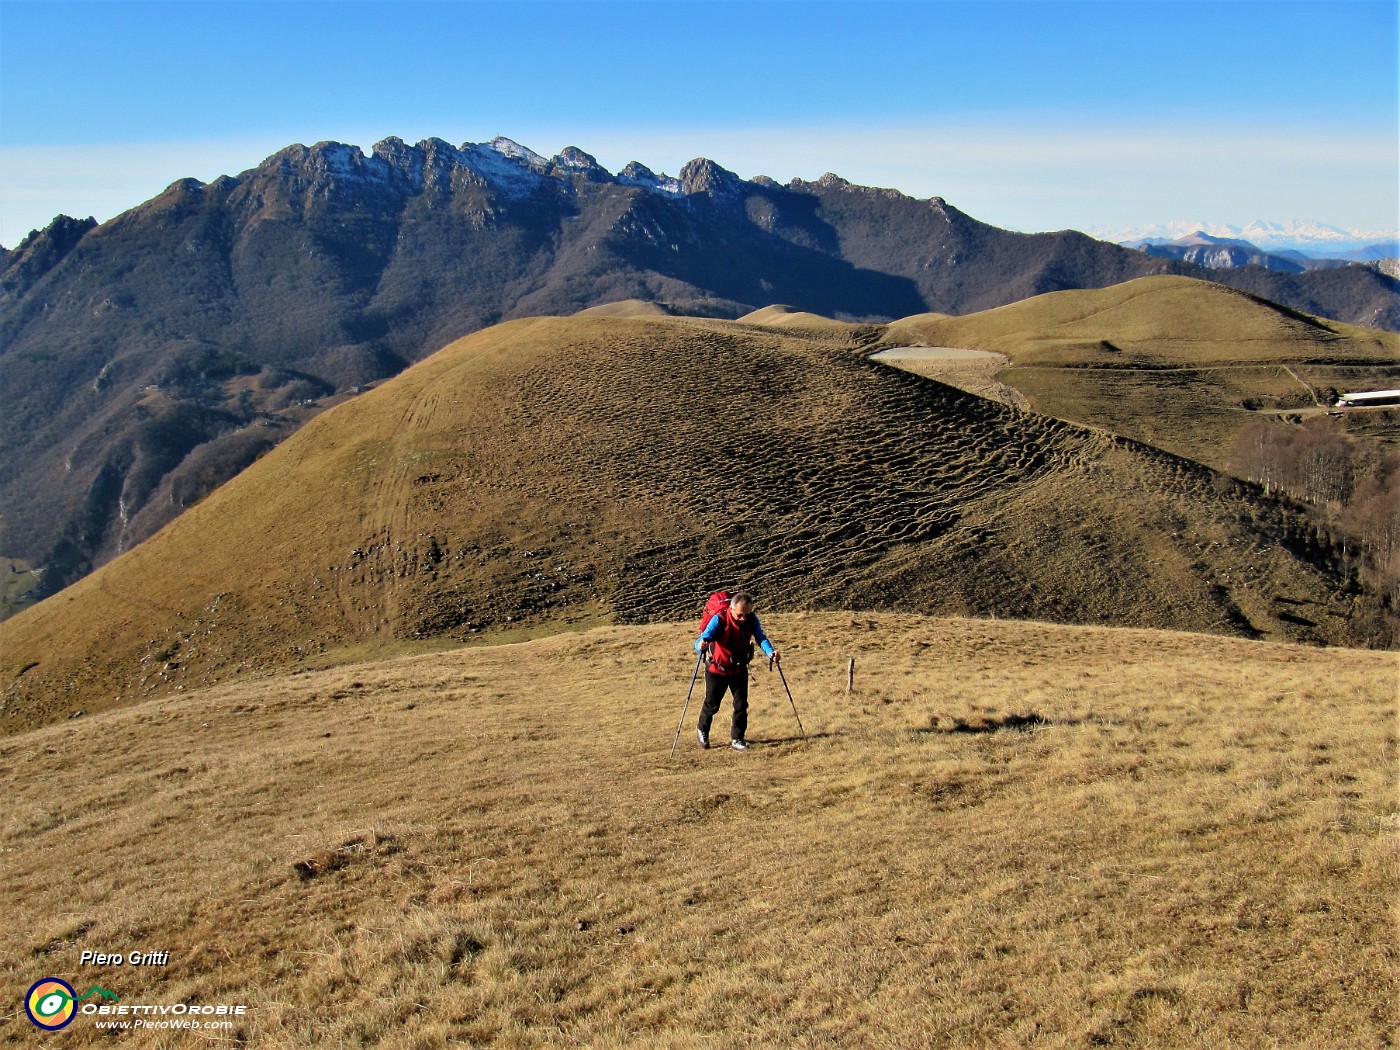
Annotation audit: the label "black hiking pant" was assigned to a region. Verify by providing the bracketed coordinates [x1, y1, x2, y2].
[699, 669, 749, 742]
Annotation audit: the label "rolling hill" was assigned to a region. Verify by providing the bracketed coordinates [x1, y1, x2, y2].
[0, 311, 1386, 735]
[882, 275, 1400, 470]
[737, 304, 857, 330]
[885, 275, 1400, 366]
[3, 136, 1397, 611]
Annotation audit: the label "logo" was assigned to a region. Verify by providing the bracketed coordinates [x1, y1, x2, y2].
[24, 979, 120, 1030]
[25, 979, 77, 1031]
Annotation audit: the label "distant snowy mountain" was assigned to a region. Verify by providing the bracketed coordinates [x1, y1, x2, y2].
[1119, 231, 1387, 273]
[1127, 233, 1308, 273]
[1086, 219, 1399, 257]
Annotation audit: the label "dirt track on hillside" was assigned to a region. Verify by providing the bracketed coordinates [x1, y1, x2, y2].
[870, 345, 1032, 410]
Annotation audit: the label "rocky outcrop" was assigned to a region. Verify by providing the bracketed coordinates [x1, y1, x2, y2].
[0, 214, 98, 297]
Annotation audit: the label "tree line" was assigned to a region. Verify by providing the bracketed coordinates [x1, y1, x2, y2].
[1233, 418, 1400, 623]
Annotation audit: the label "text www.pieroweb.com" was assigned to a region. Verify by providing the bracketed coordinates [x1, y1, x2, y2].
[95, 1017, 235, 1031]
[86, 1002, 245, 1031]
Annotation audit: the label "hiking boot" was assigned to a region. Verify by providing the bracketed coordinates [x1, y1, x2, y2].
[730, 739, 749, 751]
[697, 728, 709, 749]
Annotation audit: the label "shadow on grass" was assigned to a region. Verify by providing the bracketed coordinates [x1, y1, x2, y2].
[749, 732, 842, 746]
[922, 712, 1083, 735]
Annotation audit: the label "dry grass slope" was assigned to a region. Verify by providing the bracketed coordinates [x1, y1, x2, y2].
[885, 276, 1400, 367]
[0, 313, 1386, 734]
[737, 305, 857, 330]
[575, 301, 683, 319]
[883, 276, 1400, 469]
[1, 614, 1395, 1048]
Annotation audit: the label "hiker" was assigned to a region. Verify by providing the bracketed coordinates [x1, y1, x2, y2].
[695, 591, 779, 751]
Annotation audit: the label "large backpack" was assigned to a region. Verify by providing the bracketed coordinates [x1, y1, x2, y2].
[699, 590, 732, 632]
[699, 590, 755, 675]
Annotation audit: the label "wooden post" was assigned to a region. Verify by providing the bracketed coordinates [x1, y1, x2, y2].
[847, 657, 855, 694]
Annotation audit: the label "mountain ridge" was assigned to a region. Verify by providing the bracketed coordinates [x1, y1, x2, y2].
[2, 136, 1397, 608]
[1120, 229, 1397, 275]
[1087, 218, 1400, 255]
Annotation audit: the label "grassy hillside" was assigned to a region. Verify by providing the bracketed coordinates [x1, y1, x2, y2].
[882, 276, 1400, 470]
[885, 276, 1399, 367]
[2, 614, 1394, 1047]
[576, 300, 685, 318]
[0, 312, 1386, 734]
[737, 304, 858, 330]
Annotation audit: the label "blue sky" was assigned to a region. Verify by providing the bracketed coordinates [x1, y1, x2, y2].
[1, 0, 1397, 247]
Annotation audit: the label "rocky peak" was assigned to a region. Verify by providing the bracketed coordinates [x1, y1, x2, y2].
[14, 213, 96, 254]
[257, 141, 388, 184]
[554, 146, 601, 169]
[618, 162, 683, 196]
[306, 141, 379, 179]
[487, 137, 550, 173]
[373, 135, 409, 157]
[369, 137, 474, 190]
[619, 161, 657, 182]
[550, 146, 611, 182]
[158, 177, 208, 200]
[420, 137, 463, 164]
[1, 214, 98, 296]
[679, 158, 745, 198]
[372, 136, 424, 185]
[245, 135, 703, 204]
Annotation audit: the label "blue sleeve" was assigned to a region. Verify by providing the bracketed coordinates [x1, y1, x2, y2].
[695, 613, 722, 652]
[751, 615, 775, 658]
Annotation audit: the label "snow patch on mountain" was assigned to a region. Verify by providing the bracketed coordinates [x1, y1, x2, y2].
[617, 161, 683, 196]
[1087, 219, 1399, 256]
[313, 142, 373, 177]
[452, 140, 547, 197]
[257, 137, 724, 205]
[487, 137, 550, 171]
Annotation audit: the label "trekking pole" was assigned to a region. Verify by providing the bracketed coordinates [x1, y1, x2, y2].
[670, 649, 706, 758]
[770, 656, 806, 738]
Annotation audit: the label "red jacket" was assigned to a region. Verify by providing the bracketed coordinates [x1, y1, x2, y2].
[697, 609, 772, 675]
